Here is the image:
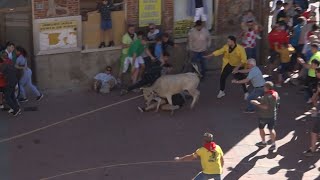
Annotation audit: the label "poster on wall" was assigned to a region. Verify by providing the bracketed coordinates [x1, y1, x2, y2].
[173, 0, 213, 38]
[33, 16, 82, 55]
[139, 0, 162, 27]
[39, 20, 77, 51]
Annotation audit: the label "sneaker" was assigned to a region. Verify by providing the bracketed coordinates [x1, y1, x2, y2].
[108, 41, 115, 47]
[12, 109, 21, 116]
[244, 110, 255, 114]
[303, 149, 314, 157]
[268, 144, 277, 151]
[217, 91, 225, 99]
[98, 42, 106, 48]
[8, 109, 13, 113]
[255, 141, 267, 147]
[244, 92, 249, 100]
[275, 84, 282, 88]
[0, 104, 4, 109]
[36, 94, 44, 101]
[18, 98, 28, 103]
[137, 106, 145, 112]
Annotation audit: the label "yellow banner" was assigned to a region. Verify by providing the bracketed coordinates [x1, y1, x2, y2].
[40, 21, 77, 32]
[174, 20, 194, 38]
[139, 0, 161, 27]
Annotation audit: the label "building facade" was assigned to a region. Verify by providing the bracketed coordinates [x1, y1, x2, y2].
[0, 0, 269, 90]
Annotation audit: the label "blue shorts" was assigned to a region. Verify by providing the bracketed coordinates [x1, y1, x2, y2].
[278, 62, 290, 74]
[101, 19, 112, 30]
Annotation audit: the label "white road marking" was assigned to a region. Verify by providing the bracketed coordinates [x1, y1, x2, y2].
[0, 95, 143, 144]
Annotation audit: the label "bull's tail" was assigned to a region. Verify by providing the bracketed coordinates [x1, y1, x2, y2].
[191, 63, 202, 78]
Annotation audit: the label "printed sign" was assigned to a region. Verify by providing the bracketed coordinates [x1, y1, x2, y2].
[139, 0, 162, 27]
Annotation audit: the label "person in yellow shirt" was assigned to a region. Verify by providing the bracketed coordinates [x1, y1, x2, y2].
[274, 43, 295, 87]
[205, 36, 248, 99]
[174, 132, 224, 180]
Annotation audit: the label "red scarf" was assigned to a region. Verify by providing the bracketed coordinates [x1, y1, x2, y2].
[204, 142, 216, 152]
[265, 90, 278, 99]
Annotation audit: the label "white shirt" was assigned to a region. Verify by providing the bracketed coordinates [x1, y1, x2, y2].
[147, 29, 160, 41]
[5, 49, 13, 60]
[94, 73, 117, 87]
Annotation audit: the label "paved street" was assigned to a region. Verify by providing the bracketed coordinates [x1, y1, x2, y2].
[0, 71, 319, 180]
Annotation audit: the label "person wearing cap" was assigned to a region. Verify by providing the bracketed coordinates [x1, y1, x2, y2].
[251, 81, 280, 151]
[188, 20, 211, 78]
[204, 36, 248, 99]
[174, 133, 224, 180]
[232, 59, 266, 113]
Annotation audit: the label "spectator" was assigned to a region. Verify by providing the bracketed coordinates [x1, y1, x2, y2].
[268, 24, 290, 74]
[147, 23, 161, 41]
[302, 5, 317, 19]
[277, 2, 290, 25]
[161, 51, 173, 75]
[0, 58, 20, 116]
[154, 36, 163, 60]
[302, 35, 319, 61]
[205, 36, 248, 99]
[271, 1, 284, 28]
[0, 52, 12, 110]
[251, 81, 280, 152]
[174, 132, 224, 180]
[187, 0, 208, 23]
[241, 10, 261, 36]
[232, 59, 266, 113]
[188, 20, 211, 78]
[93, 66, 117, 94]
[161, 33, 177, 52]
[241, 20, 258, 59]
[298, 44, 320, 103]
[122, 33, 155, 84]
[1, 42, 17, 64]
[274, 43, 295, 87]
[304, 82, 320, 156]
[97, 0, 115, 48]
[120, 57, 162, 95]
[290, 17, 305, 62]
[294, 0, 309, 11]
[118, 25, 137, 84]
[15, 46, 43, 102]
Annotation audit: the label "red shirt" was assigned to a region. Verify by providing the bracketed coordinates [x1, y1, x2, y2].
[268, 29, 289, 50]
[302, 11, 310, 19]
[0, 58, 13, 88]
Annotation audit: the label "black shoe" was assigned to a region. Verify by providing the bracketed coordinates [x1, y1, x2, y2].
[12, 109, 21, 116]
[36, 94, 44, 101]
[108, 41, 115, 47]
[99, 42, 106, 48]
[19, 98, 29, 103]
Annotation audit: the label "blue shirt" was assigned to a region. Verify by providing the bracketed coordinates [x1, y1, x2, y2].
[154, 43, 163, 60]
[247, 66, 265, 88]
[290, 24, 302, 47]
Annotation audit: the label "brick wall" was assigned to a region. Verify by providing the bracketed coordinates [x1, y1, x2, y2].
[33, 0, 80, 19]
[125, 0, 174, 33]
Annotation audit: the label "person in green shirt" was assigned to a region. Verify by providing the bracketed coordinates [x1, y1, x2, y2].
[298, 43, 320, 103]
[118, 25, 137, 84]
[122, 35, 155, 84]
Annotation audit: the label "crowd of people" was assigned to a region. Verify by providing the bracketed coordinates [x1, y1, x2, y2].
[0, 42, 43, 117]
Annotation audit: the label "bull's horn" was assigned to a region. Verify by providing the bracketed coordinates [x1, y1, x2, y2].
[192, 63, 201, 76]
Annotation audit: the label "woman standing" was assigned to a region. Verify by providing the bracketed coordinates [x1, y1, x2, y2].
[15, 46, 43, 102]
